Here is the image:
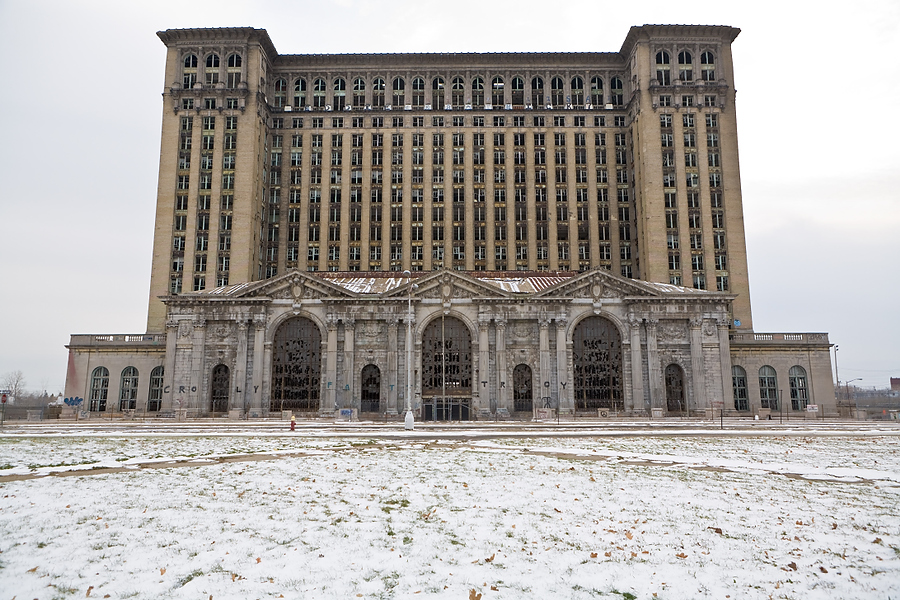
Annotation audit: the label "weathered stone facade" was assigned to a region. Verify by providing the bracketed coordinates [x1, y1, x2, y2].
[65, 268, 837, 419]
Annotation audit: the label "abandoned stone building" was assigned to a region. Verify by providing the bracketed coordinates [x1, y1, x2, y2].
[64, 25, 836, 419]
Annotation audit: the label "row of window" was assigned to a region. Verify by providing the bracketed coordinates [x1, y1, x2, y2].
[269, 75, 626, 110]
[272, 114, 628, 129]
[732, 365, 809, 412]
[654, 50, 717, 85]
[89, 366, 164, 412]
[182, 53, 242, 89]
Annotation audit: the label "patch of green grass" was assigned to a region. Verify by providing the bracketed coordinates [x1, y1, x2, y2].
[178, 569, 204, 587]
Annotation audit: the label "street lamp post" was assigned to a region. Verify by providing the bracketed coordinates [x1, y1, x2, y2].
[847, 377, 863, 420]
[403, 270, 415, 430]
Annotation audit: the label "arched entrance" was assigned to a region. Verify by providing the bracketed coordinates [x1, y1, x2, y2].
[421, 316, 472, 421]
[665, 364, 686, 414]
[573, 316, 623, 412]
[513, 364, 533, 414]
[360, 364, 381, 413]
[271, 317, 322, 413]
[210, 364, 230, 413]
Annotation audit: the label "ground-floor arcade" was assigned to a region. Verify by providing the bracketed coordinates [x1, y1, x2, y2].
[65, 269, 838, 420]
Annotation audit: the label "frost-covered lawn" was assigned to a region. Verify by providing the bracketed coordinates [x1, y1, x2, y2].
[1, 433, 899, 599]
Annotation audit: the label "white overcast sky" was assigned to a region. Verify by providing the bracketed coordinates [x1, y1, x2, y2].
[0, 0, 897, 394]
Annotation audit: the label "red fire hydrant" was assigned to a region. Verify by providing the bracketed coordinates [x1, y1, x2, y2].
[290, 415, 296, 431]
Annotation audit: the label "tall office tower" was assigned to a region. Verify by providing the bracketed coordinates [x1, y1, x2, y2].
[148, 26, 750, 332]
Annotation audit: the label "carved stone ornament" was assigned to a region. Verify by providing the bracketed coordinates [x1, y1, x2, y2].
[362, 321, 385, 338]
[212, 323, 233, 342]
[657, 321, 688, 344]
[441, 283, 453, 301]
[703, 319, 718, 337]
[178, 321, 192, 338]
[514, 322, 533, 340]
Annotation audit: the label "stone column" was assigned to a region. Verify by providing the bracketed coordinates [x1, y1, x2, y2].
[555, 317, 571, 414]
[189, 318, 207, 413]
[689, 316, 705, 416]
[538, 317, 551, 407]
[628, 316, 645, 415]
[325, 316, 339, 414]
[250, 313, 266, 416]
[646, 317, 663, 411]
[478, 315, 491, 415]
[161, 319, 178, 411]
[234, 321, 249, 414]
[344, 319, 355, 410]
[495, 318, 508, 412]
[717, 318, 732, 411]
[387, 317, 399, 415]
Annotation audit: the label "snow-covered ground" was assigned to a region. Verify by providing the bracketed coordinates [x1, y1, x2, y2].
[1, 430, 899, 599]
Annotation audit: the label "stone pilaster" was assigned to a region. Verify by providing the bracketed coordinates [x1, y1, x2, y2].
[478, 315, 491, 413]
[717, 318, 732, 411]
[495, 318, 507, 412]
[325, 315, 338, 414]
[343, 319, 355, 409]
[646, 317, 662, 410]
[538, 317, 551, 406]
[251, 313, 266, 415]
[190, 318, 207, 412]
[555, 317, 571, 413]
[628, 316, 645, 414]
[234, 321, 249, 413]
[162, 319, 178, 411]
[689, 316, 705, 415]
[386, 317, 399, 414]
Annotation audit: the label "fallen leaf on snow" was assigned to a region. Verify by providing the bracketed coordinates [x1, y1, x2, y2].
[625, 531, 633, 540]
[27, 566, 38, 572]
[675, 553, 687, 559]
[256, 557, 261, 564]
[468, 589, 482, 600]
[590, 552, 598, 558]
[160, 568, 166, 575]
[86, 586, 94, 597]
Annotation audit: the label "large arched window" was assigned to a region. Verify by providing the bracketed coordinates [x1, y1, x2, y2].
[432, 77, 445, 108]
[570, 76, 584, 105]
[789, 366, 809, 410]
[590, 76, 603, 106]
[511, 77, 525, 107]
[352, 77, 366, 107]
[392, 77, 405, 107]
[491, 76, 504, 106]
[513, 364, 533, 413]
[421, 316, 472, 420]
[274, 78, 287, 108]
[205, 53, 220, 86]
[451, 76, 465, 109]
[732, 366, 749, 411]
[700, 51, 716, 81]
[333, 78, 346, 110]
[759, 366, 778, 410]
[411, 77, 425, 107]
[272, 317, 322, 412]
[610, 77, 624, 106]
[372, 77, 386, 107]
[471, 77, 485, 106]
[119, 367, 139, 411]
[573, 317, 623, 411]
[655, 51, 671, 85]
[182, 54, 198, 89]
[294, 78, 307, 108]
[313, 78, 327, 108]
[89, 367, 109, 412]
[531, 76, 544, 107]
[210, 364, 230, 413]
[361, 364, 381, 413]
[678, 50, 693, 81]
[226, 54, 242, 88]
[148, 366, 164, 412]
[550, 76, 565, 108]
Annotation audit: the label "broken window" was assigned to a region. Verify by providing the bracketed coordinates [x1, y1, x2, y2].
[271, 317, 322, 412]
[573, 316, 623, 412]
[789, 366, 809, 411]
[655, 50, 671, 85]
[732, 366, 749, 411]
[758, 366, 778, 410]
[89, 367, 109, 412]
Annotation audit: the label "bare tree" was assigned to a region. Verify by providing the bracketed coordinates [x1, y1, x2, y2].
[2, 370, 26, 403]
